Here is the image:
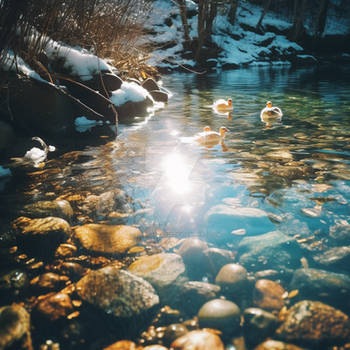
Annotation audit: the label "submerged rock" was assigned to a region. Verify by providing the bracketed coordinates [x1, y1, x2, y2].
[19, 199, 73, 221]
[73, 223, 141, 254]
[76, 266, 159, 318]
[243, 308, 280, 347]
[197, 299, 241, 335]
[289, 268, 350, 311]
[205, 204, 275, 240]
[0, 304, 31, 350]
[215, 263, 249, 303]
[276, 300, 350, 347]
[13, 216, 71, 258]
[170, 330, 224, 350]
[238, 231, 302, 272]
[128, 253, 185, 303]
[253, 339, 306, 350]
[253, 279, 285, 311]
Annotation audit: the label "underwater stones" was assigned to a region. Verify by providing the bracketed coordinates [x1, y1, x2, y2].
[0, 269, 29, 295]
[13, 216, 71, 258]
[35, 292, 74, 321]
[20, 199, 73, 221]
[163, 323, 189, 347]
[238, 231, 301, 272]
[197, 299, 241, 335]
[313, 246, 350, 268]
[265, 150, 293, 162]
[175, 281, 221, 315]
[329, 221, 350, 243]
[215, 263, 249, 301]
[76, 266, 159, 318]
[176, 238, 209, 278]
[170, 329, 224, 350]
[205, 247, 236, 276]
[289, 268, 350, 311]
[276, 300, 350, 346]
[103, 340, 137, 350]
[0, 304, 31, 350]
[253, 279, 285, 311]
[205, 204, 275, 240]
[30, 272, 69, 292]
[128, 253, 185, 300]
[243, 308, 280, 347]
[73, 223, 141, 254]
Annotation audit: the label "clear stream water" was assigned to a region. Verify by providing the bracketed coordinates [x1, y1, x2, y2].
[1, 65, 350, 243]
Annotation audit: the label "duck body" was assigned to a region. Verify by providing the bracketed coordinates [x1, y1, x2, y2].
[194, 126, 229, 145]
[260, 101, 283, 122]
[213, 98, 233, 112]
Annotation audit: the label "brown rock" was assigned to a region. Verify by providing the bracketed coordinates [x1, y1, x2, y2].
[254, 339, 306, 350]
[276, 300, 350, 346]
[13, 216, 71, 257]
[35, 292, 74, 321]
[170, 330, 224, 350]
[30, 272, 69, 291]
[103, 340, 137, 350]
[0, 304, 31, 350]
[253, 279, 285, 311]
[73, 224, 141, 254]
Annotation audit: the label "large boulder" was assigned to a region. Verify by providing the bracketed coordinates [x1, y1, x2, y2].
[76, 266, 159, 318]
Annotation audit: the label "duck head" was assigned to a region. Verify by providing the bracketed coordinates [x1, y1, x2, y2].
[266, 101, 272, 108]
[219, 126, 229, 137]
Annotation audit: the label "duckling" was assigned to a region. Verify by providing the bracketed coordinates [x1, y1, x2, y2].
[260, 101, 283, 123]
[11, 137, 56, 168]
[213, 98, 233, 112]
[194, 126, 229, 145]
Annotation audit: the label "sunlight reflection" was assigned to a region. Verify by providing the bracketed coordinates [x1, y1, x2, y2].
[162, 152, 193, 195]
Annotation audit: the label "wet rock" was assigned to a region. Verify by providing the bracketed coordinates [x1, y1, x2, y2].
[289, 268, 350, 311]
[313, 246, 350, 269]
[176, 238, 209, 279]
[144, 346, 168, 350]
[152, 305, 182, 327]
[205, 204, 275, 240]
[13, 216, 71, 258]
[76, 266, 159, 318]
[149, 90, 168, 103]
[116, 97, 154, 122]
[170, 329, 224, 350]
[163, 323, 189, 347]
[243, 308, 280, 347]
[329, 221, 350, 244]
[175, 281, 221, 315]
[141, 78, 160, 92]
[73, 223, 141, 254]
[269, 165, 313, 181]
[276, 300, 350, 347]
[253, 339, 306, 350]
[253, 279, 285, 311]
[35, 292, 74, 321]
[0, 304, 31, 350]
[55, 243, 78, 258]
[238, 231, 302, 272]
[82, 190, 132, 219]
[205, 247, 236, 276]
[19, 199, 73, 221]
[215, 263, 249, 303]
[197, 299, 241, 335]
[30, 272, 69, 292]
[103, 340, 137, 350]
[96, 73, 123, 93]
[60, 262, 87, 279]
[265, 150, 293, 162]
[128, 253, 185, 302]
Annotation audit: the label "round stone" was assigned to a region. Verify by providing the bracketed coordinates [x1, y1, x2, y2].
[198, 299, 241, 335]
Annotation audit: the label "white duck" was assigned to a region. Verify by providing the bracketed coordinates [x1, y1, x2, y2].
[12, 137, 56, 168]
[213, 98, 233, 112]
[260, 101, 283, 123]
[193, 126, 229, 146]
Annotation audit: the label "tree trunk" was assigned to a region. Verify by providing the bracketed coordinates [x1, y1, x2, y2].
[256, 0, 271, 30]
[290, 0, 307, 41]
[176, 0, 191, 45]
[314, 0, 329, 38]
[228, 0, 239, 25]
